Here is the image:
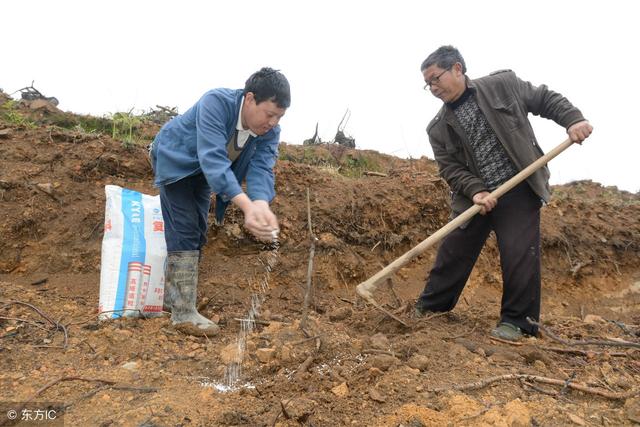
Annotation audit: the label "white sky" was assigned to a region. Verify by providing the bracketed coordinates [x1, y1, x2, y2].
[3, 0, 639, 192]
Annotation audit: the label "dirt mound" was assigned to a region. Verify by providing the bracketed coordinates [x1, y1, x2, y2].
[1, 104, 639, 426]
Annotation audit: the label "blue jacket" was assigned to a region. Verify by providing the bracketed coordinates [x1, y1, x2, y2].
[150, 88, 280, 223]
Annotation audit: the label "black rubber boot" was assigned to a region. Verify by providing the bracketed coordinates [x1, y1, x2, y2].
[164, 250, 219, 336]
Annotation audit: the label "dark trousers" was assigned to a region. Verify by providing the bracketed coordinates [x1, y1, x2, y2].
[416, 182, 542, 335]
[159, 173, 211, 252]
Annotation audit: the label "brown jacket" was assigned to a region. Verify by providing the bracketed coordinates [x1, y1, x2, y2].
[427, 70, 585, 217]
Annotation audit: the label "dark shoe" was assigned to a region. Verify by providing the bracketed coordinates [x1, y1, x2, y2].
[490, 322, 523, 341]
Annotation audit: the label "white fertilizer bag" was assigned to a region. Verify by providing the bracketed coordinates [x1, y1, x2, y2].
[99, 185, 167, 319]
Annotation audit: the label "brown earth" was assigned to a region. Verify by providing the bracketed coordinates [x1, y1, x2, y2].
[1, 93, 639, 426]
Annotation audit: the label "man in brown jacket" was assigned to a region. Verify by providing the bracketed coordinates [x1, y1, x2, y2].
[414, 45, 592, 341]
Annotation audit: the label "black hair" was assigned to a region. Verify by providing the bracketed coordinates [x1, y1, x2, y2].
[420, 45, 467, 74]
[244, 67, 291, 109]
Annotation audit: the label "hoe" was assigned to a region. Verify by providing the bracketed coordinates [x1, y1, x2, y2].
[356, 138, 577, 311]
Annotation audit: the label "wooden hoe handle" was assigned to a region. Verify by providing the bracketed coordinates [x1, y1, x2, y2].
[356, 138, 575, 303]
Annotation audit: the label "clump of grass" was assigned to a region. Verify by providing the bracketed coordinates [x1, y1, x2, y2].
[340, 152, 382, 178]
[110, 111, 144, 150]
[279, 144, 337, 167]
[46, 113, 113, 134]
[0, 100, 36, 129]
[279, 143, 386, 178]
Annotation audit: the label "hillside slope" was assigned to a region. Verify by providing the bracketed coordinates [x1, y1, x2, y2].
[1, 94, 639, 426]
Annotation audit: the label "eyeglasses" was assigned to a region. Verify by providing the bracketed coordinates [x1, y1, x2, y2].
[423, 69, 450, 90]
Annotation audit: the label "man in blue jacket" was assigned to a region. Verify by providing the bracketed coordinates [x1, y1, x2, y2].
[150, 67, 290, 336]
[415, 46, 592, 341]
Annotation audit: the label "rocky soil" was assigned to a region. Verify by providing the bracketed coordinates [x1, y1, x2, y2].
[1, 93, 639, 426]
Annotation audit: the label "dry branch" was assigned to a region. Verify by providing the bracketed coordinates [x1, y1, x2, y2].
[538, 345, 629, 357]
[429, 373, 638, 400]
[528, 317, 640, 349]
[0, 300, 68, 348]
[31, 377, 156, 401]
[2, 376, 155, 425]
[363, 171, 388, 177]
[489, 336, 524, 346]
[0, 316, 52, 332]
[520, 380, 558, 397]
[300, 187, 318, 331]
[295, 355, 315, 380]
[418, 311, 449, 321]
[369, 300, 410, 327]
[383, 274, 402, 309]
[448, 324, 479, 340]
[233, 318, 272, 326]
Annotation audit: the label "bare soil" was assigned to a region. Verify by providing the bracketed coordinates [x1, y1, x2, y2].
[1, 95, 639, 426]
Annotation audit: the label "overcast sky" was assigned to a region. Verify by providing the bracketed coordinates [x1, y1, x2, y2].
[3, 0, 638, 192]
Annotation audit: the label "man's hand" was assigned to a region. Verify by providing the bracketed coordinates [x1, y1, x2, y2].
[244, 200, 279, 242]
[472, 191, 497, 215]
[231, 194, 280, 242]
[567, 120, 593, 144]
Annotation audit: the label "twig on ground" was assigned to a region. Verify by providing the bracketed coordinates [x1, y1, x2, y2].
[520, 379, 558, 397]
[595, 376, 617, 393]
[392, 302, 409, 315]
[84, 221, 102, 240]
[0, 301, 68, 348]
[1, 331, 19, 339]
[428, 373, 639, 400]
[9, 375, 156, 419]
[111, 385, 157, 392]
[0, 316, 51, 332]
[294, 355, 315, 380]
[272, 405, 284, 426]
[30, 277, 48, 286]
[489, 336, 524, 346]
[385, 277, 402, 309]
[60, 385, 111, 412]
[608, 319, 637, 337]
[362, 171, 388, 177]
[419, 312, 449, 321]
[79, 339, 97, 354]
[338, 296, 356, 305]
[233, 318, 272, 326]
[449, 324, 479, 340]
[337, 270, 350, 296]
[528, 317, 640, 349]
[559, 372, 577, 395]
[367, 299, 409, 327]
[538, 345, 629, 357]
[293, 334, 322, 380]
[1, 301, 56, 325]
